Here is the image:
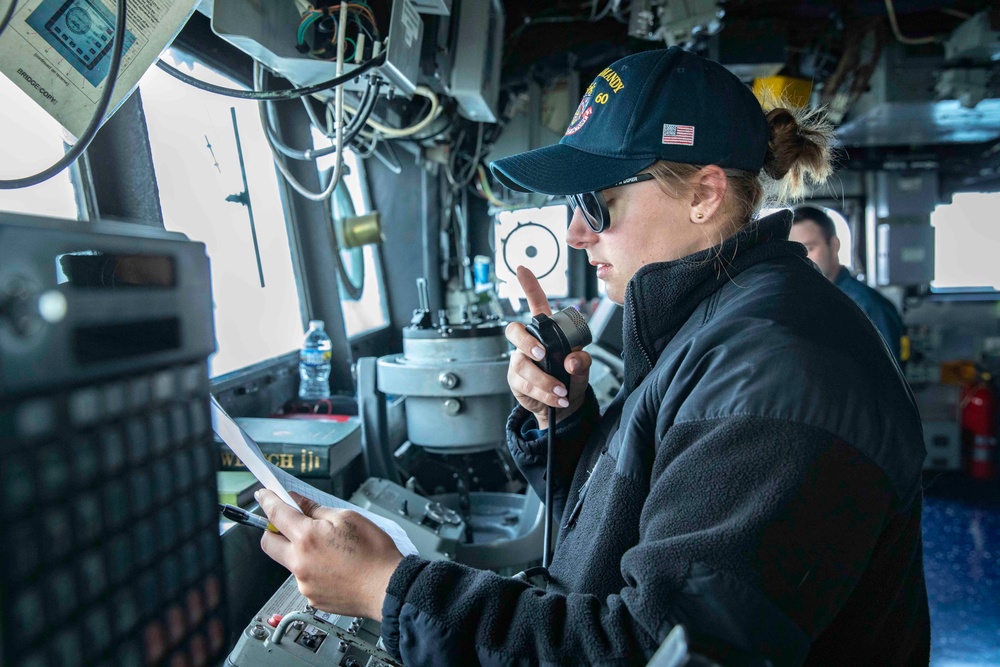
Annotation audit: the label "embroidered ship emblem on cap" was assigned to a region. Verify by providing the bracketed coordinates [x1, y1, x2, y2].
[565, 106, 593, 135]
[662, 124, 695, 146]
[565, 91, 594, 136]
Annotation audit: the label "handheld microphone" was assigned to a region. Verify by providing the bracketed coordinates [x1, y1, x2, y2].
[524, 307, 592, 568]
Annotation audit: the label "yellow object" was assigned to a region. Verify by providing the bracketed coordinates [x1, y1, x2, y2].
[752, 76, 813, 109]
[939, 360, 978, 386]
[900, 335, 911, 362]
[217, 471, 262, 507]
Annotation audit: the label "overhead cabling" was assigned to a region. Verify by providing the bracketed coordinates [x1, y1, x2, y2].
[155, 49, 386, 101]
[258, 0, 350, 202]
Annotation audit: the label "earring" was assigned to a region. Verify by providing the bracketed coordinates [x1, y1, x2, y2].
[696, 212, 704, 219]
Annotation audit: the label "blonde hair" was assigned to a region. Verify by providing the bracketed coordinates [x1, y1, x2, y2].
[647, 93, 836, 241]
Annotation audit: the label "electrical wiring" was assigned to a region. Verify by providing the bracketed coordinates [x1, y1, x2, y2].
[0, 0, 17, 38]
[883, 0, 938, 45]
[155, 49, 385, 101]
[0, 0, 125, 190]
[940, 8, 972, 20]
[475, 165, 516, 210]
[344, 86, 441, 138]
[260, 1, 349, 201]
[445, 123, 485, 190]
[266, 76, 378, 160]
[352, 131, 380, 159]
[297, 2, 378, 60]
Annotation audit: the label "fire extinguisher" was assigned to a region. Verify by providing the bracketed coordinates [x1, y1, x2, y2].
[960, 372, 997, 480]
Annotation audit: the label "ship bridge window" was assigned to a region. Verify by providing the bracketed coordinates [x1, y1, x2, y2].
[0, 76, 81, 220]
[139, 50, 305, 377]
[313, 137, 389, 338]
[931, 192, 1000, 292]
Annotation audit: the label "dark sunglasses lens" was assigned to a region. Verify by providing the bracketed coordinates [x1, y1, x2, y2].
[579, 192, 604, 232]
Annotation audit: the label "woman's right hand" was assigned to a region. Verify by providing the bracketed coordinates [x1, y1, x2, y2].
[506, 266, 592, 430]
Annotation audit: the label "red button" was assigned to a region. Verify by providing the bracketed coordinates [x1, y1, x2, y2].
[266, 614, 283, 628]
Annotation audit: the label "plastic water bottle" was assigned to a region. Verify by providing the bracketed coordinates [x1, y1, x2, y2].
[298, 320, 332, 399]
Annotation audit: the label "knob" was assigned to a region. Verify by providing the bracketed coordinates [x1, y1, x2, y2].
[442, 398, 462, 416]
[0, 277, 67, 337]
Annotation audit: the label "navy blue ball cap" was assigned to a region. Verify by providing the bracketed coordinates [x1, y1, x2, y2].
[490, 47, 769, 196]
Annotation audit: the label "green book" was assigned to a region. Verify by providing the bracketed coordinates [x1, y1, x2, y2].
[215, 417, 363, 479]
[216, 471, 262, 507]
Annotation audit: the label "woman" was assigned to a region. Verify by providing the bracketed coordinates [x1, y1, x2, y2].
[256, 47, 929, 665]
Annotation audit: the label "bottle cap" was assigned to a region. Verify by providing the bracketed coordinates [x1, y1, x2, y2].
[309, 320, 325, 329]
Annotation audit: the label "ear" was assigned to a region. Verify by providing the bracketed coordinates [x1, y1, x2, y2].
[689, 165, 728, 223]
[830, 235, 841, 256]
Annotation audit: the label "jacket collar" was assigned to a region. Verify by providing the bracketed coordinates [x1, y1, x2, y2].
[833, 265, 852, 287]
[621, 209, 804, 392]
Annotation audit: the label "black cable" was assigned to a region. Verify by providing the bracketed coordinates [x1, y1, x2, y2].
[0, 0, 125, 190]
[155, 50, 386, 101]
[0, 0, 17, 38]
[543, 404, 556, 568]
[263, 76, 381, 161]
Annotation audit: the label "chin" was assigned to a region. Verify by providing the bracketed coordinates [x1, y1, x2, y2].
[603, 283, 626, 305]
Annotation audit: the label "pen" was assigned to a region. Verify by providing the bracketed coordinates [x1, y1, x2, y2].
[219, 503, 280, 533]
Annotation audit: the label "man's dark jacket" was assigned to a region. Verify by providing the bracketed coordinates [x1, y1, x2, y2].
[834, 266, 904, 361]
[380, 211, 930, 666]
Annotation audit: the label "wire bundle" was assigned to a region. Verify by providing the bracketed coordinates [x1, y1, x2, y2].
[296, 2, 379, 61]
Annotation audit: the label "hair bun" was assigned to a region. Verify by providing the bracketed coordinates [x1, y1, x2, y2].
[761, 104, 833, 201]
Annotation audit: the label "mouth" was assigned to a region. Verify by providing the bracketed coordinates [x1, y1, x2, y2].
[590, 260, 612, 277]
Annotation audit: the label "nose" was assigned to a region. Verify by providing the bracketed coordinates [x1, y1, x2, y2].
[566, 206, 597, 249]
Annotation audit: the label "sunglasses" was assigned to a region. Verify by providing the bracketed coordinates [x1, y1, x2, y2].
[568, 173, 655, 233]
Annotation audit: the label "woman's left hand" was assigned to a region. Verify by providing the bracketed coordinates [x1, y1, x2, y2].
[256, 489, 404, 620]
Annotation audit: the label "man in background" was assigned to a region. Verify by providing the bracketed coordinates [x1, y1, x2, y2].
[790, 205, 903, 360]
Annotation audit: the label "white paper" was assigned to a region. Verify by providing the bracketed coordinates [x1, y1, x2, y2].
[0, 0, 200, 138]
[209, 396, 417, 556]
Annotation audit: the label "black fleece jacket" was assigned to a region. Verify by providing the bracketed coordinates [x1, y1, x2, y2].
[379, 210, 930, 666]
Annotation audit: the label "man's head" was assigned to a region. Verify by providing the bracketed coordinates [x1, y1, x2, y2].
[789, 206, 841, 281]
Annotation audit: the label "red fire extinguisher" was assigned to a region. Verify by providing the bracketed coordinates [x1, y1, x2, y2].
[960, 372, 997, 480]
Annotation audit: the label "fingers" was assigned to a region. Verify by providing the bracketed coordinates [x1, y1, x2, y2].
[256, 489, 311, 542]
[505, 321, 547, 363]
[565, 350, 592, 387]
[290, 491, 321, 517]
[516, 266, 552, 318]
[259, 529, 292, 568]
[508, 349, 570, 409]
[284, 491, 366, 530]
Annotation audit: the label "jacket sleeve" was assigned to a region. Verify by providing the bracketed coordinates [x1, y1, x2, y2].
[379, 413, 900, 666]
[505, 386, 599, 527]
[862, 300, 903, 361]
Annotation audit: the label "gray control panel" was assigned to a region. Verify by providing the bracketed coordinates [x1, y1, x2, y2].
[226, 574, 400, 667]
[350, 477, 465, 560]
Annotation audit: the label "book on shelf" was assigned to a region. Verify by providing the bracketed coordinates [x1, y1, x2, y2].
[216, 471, 262, 507]
[215, 416, 362, 480]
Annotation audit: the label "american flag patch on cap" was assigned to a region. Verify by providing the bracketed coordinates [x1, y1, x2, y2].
[662, 124, 695, 146]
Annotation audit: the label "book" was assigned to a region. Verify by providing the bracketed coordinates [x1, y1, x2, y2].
[214, 416, 362, 479]
[210, 396, 416, 556]
[216, 471, 262, 507]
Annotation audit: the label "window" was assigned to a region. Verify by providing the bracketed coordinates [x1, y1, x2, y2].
[314, 139, 389, 338]
[0, 75, 81, 219]
[763, 206, 853, 270]
[495, 204, 570, 304]
[139, 50, 305, 376]
[931, 192, 1000, 291]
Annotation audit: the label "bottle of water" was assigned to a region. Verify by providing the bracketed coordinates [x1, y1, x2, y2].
[298, 320, 332, 399]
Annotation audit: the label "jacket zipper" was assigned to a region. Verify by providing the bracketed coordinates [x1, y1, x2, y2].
[628, 289, 655, 373]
